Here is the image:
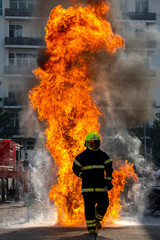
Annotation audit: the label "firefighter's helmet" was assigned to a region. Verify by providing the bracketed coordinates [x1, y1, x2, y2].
[85, 132, 100, 151]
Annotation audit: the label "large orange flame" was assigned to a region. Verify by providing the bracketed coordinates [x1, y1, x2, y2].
[29, 1, 137, 225]
[106, 160, 138, 222]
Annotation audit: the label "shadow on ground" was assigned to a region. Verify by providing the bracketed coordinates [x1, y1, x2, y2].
[0, 227, 113, 240]
[60, 234, 112, 240]
[1, 225, 160, 240]
[60, 233, 112, 240]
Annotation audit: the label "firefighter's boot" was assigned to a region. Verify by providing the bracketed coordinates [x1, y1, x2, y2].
[89, 229, 97, 234]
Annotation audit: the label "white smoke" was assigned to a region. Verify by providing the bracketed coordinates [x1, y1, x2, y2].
[17, 0, 160, 224]
[87, 0, 159, 166]
[91, 0, 160, 218]
[19, 106, 57, 224]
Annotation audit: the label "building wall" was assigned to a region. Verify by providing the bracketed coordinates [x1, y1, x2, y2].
[127, 1, 135, 10]
[0, 0, 6, 102]
[150, 0, 160, 13]
[1, 0, 160, 145]
[0, 0, 40, 152]
[122, 0, 160, 13]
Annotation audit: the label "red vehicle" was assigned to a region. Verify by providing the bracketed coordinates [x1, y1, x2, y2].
[0, 139, 28, 203]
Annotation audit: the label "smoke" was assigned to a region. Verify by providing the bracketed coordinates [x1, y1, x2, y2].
[75, 0, 104, 4]
[35, 0, 109, 18]
[88, 49, 154, 172]
[0, 107, 57, 227]
[19, 106, 56, 196]
[34, 0, 71, 18]
[26, 141, 57, 224]
[34, 0, 158, 178]
[90, 51, 155, 129]
[19, 105, 40, 138]
[85, 1, 159, 164]
[28, 0, 159, 220]
[19, 106, 57, 223]
[37, 48, 51, 70]
[85, 0, 160, 218]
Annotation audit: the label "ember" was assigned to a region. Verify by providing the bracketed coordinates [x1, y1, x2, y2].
[29, 1, 137, 226]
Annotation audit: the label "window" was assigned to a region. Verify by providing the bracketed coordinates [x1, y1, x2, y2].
[16, 53, 37, 67]
[0, 0, 2, 15]
[17, 53, 28, 67]
[9, 53, 15, 66]
[9, 25, 22, 37]
[10, 0, 34, 10]
[8, 84, 23, 98]
[8, 113, 19, 128]
[136, 0, 148, 13]
[19, 0, 26, 9]
[10, 0, 18, 9]
[9, 53, 37, 67]
[28, 0, 34, 9]
[135, 28, 144, 38]
[30, 54, 37, 67]
[120, 0, 127, 12]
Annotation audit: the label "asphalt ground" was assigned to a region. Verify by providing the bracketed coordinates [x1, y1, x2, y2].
[0, 226, 160, 240]
[0, 202, 160, 240]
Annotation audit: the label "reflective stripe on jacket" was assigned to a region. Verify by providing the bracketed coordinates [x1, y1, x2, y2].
[82, 188, 107, 193]
[72, 148, 113, 193]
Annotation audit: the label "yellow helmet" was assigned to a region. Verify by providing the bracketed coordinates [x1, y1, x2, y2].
[85, 132, 100, 151]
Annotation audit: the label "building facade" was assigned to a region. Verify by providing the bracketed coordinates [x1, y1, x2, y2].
[0, 0, 47, 160]
[0, 0, 160, 159]
[119, 0, 160, 105]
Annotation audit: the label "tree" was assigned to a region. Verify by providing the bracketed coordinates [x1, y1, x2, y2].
[129, 115, 160, 167]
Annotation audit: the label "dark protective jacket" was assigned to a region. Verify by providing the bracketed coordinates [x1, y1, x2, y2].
[72, 148, 113, 193]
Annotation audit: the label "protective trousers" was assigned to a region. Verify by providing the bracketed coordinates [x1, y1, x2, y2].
[83, 191, 109, 231]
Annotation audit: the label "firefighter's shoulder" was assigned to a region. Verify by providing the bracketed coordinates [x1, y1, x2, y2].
[74, 149, 87, 164]
[99, 149, 110, 159]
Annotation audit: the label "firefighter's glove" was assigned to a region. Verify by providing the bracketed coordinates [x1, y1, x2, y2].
[105, 178, 113, 191]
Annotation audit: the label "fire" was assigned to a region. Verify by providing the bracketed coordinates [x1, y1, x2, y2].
[28, 1, 137, 226]
[105, 160, 139, 222]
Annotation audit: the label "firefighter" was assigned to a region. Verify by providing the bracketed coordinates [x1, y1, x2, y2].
[72, 132, 113, 234]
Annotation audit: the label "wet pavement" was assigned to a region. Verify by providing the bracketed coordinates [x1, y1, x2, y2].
[0, 201, 56, 227]
[0, 202, 160, 240]
[0, 226, 160, 240]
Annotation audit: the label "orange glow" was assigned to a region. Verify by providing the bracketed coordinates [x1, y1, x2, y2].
[105, 160, 139, 223]
[28, 1, 137, 226]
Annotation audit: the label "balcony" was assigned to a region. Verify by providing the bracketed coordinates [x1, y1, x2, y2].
[126, 40, 156, 49]
[123, 12, 156, 21]
[5, 66, 34, 75]
[5, 8, 33, 18]
[5, 37, 45, 47]
[4, 98, 22, 108]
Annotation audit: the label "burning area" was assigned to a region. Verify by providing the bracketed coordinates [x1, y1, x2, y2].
[29, 0, 139, 226]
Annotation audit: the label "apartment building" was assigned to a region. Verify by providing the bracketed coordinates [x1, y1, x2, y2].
[0, 0, 47, 159]
[0, 0, 160, 157]
[119, 0, 160, 105]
